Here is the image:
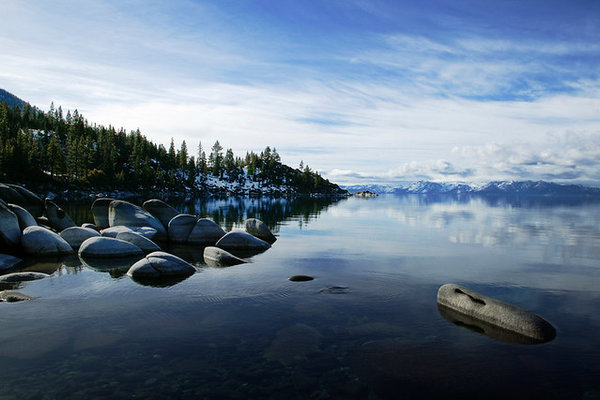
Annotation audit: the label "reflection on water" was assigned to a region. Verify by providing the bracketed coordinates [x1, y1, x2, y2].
[2, 194, 600, 399]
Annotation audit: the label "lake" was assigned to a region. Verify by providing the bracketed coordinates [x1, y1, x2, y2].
[1, 194, 599, 399]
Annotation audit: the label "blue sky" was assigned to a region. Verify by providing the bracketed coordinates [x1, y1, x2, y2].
[1, 0, 599, 185]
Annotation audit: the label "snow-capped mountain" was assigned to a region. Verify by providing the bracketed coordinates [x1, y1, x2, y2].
[342, 181, 600, 196]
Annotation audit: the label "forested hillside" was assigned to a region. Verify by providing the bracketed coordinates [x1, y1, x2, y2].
[0, 98, 345, 196]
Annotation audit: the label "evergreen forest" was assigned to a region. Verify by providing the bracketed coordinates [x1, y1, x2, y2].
[0, 99, 345, 196]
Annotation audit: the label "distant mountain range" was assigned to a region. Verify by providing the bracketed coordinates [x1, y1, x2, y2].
[342, 181, 600, 196]
[0, 89, 26, 109]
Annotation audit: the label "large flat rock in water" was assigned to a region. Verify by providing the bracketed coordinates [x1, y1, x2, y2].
[437, 283, 556, 343]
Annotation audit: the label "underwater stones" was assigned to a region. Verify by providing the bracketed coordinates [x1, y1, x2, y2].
[0, 254, 22, 272]
[264, 323, 321, 366]
[21, 226, 73, 256]
[127, 251, 196, 279]
[245, 218, 276, 244]
[187, 218, 226, 245]
[7, 203, 37, 230]
[59, 226, 100, 249]
[0, 290, 34, 302]
[116, 231, 161, 252]
[215, 231, 271, 252]
[0, 201, 21, 248]
[437, 283, 556, 343]
[167, 214, 198, 242]
[289, 275, 314, 282]
[0, 271, 50, 283]
[108, 200, 166, 240]
[78, 236, 143, 258]
[143, 199, 179, 230]
[91, 197, 113, 229]
[44, 199, 76, 231]
[203, 246, 246, 267]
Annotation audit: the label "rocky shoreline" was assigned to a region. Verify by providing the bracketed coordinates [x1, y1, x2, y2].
[1, 182, 281, 300]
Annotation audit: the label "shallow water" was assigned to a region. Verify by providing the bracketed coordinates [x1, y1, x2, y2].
[1, 194, 600, 399]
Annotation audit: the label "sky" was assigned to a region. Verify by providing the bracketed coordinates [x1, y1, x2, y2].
[1, 0, 599, 186]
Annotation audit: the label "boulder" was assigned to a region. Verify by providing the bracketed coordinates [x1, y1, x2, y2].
[127, 251, 196, 279]
[44, 199, 76, 231]
[21, 226, 73, 256]
[108, 200, 166, 239]
[6, 184, 44, 217]
[0, 184, 23, 205]
[143, 199, 179, 231]
[203, 246, 247, 267]
[437, 283, 556, 343]
[245, 218, 277, 244]
[59, 226, 100, 249]
[0, 201, 21, 248]
[7, 203, 37, 230]
[91, 197, 114, 229]
[116, 231, 161, 252]
[0, 254, 22, 272]
[81, 223, 98, 231]
[101, 225, 157, 239]
[187, 218, 226, 245]
[0, 271, 50, 283]
[167, 214, 198, 243]
[0, 290, 35, 302]
[216, 231, 271, 252]
[78, 236, 143, 258]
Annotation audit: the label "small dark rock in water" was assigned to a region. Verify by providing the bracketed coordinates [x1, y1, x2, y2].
[0, 290, 34, 302]
[289, 275, 314, 282]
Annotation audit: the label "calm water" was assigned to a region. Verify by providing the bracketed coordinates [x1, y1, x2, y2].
[1, 194, 599, 399]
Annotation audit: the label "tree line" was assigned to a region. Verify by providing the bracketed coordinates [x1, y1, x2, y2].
[0, 100, 344, 195]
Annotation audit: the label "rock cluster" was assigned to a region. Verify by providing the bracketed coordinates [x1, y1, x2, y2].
[1, 185, 278, 291]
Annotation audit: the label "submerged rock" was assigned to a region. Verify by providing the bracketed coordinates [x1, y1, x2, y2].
[59, 226, 100, 249]
[0, 290, 35, 302]
[108, 200, 166, 240]
[0, 271, 50, 283]
[264, 323, 321, 365]
[44, 199, 76, 231]
[79, 236, 143, 258]
[437, 283, 556, 343]
[0, 201, 21, 248]
[143, 199, 179, 231]
[21, 226, 74, 256]
[245, 218, 276, 244]
[91, 197, 114, 229]
[127, 251, 196, 279]
[203, 246, 247, 267]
